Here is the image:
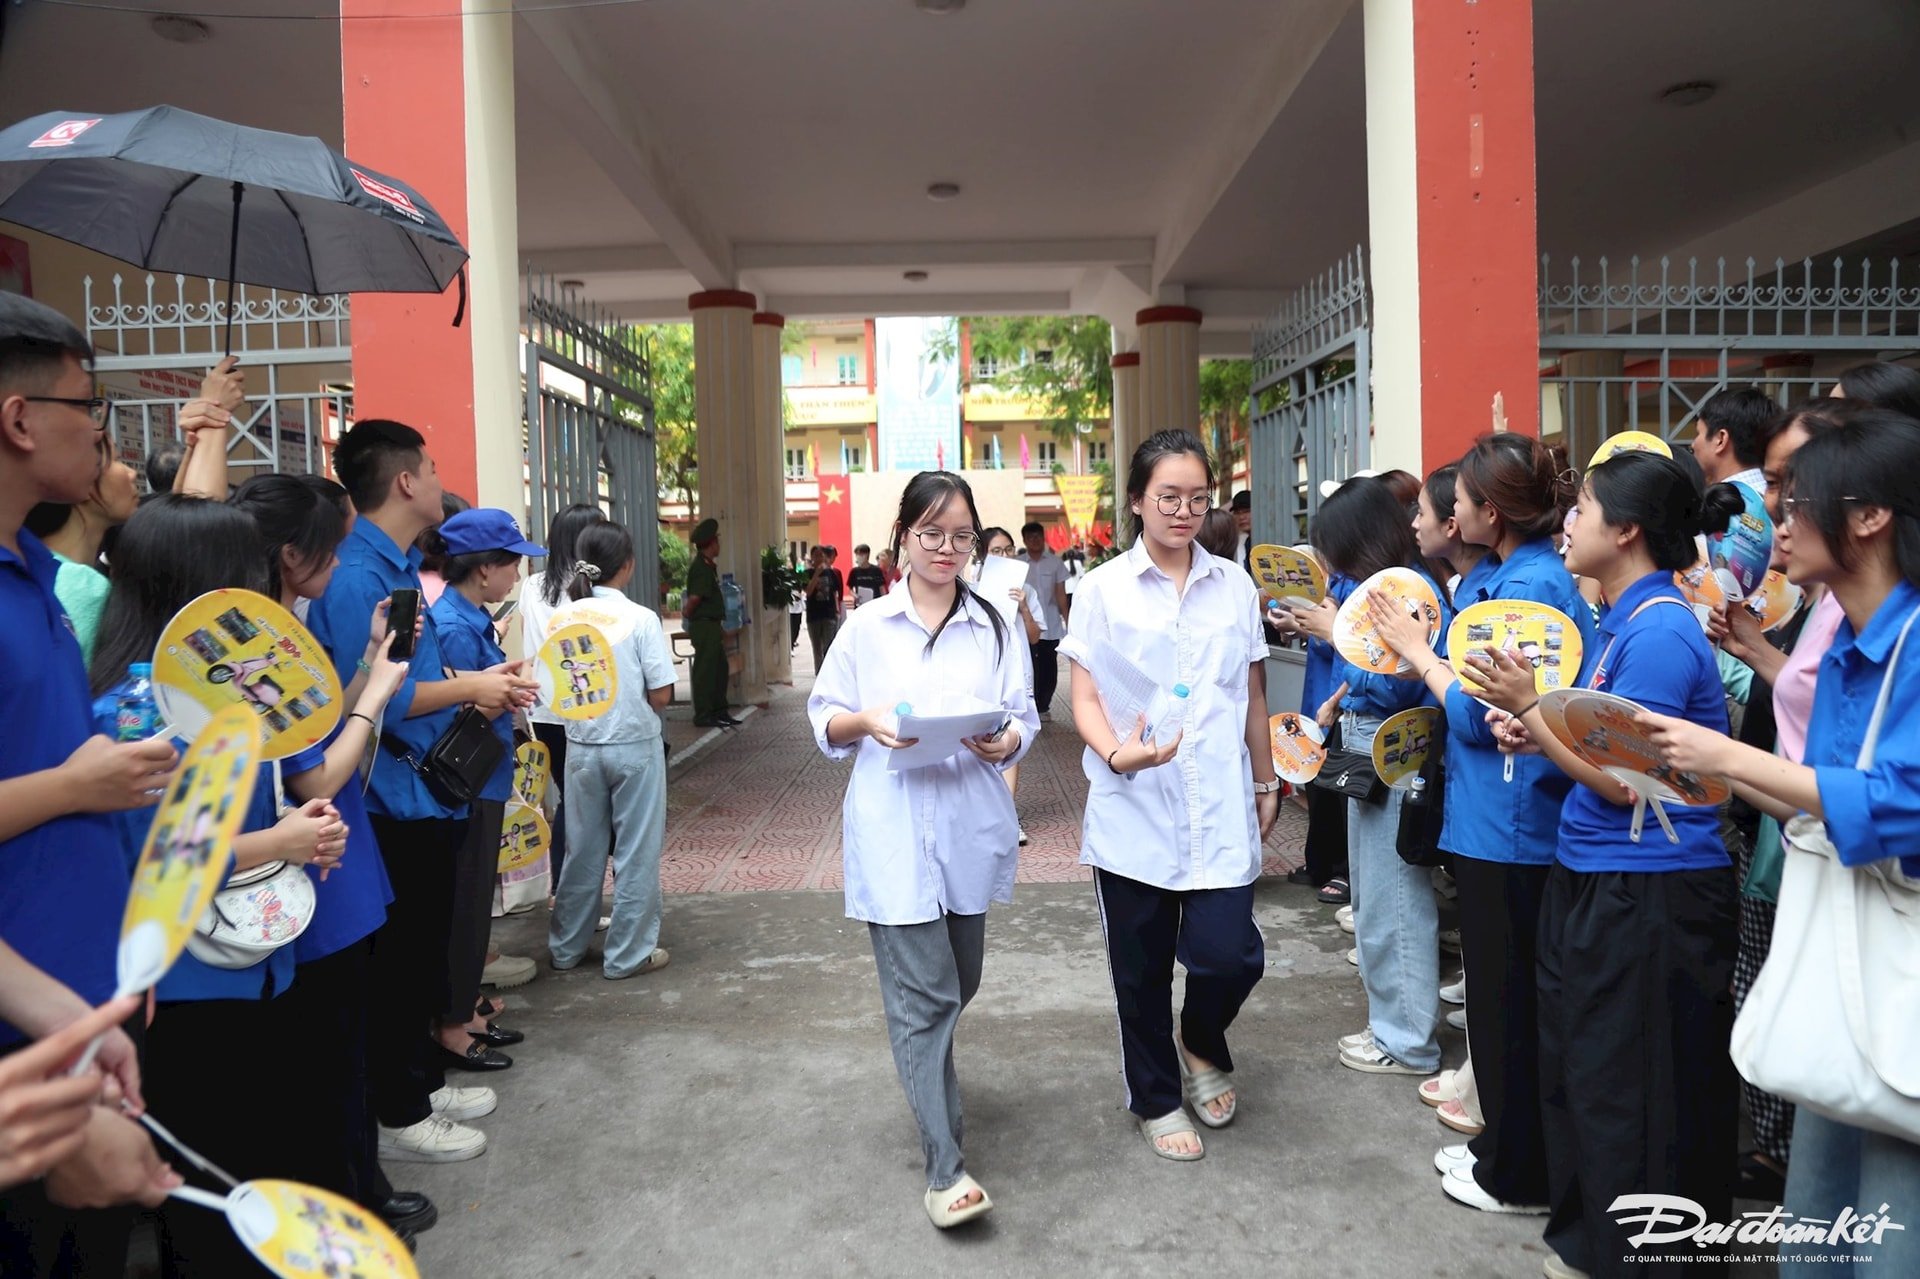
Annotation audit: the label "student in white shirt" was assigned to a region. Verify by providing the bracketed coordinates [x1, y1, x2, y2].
[807, 472, 1038, 1230]
[544, 521, 678, 980]
[1019, 522, 1071, 715]
[521, 503, 605, 896]
[1060, 429, 1281, 1163]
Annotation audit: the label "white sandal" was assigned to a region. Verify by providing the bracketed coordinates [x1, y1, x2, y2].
[1176, 1042, 1238, 1128]
[1140, 1109, 1205, 1161]
[924, 1173, 992, 1228]
[1418, 1069, 1459, 1109]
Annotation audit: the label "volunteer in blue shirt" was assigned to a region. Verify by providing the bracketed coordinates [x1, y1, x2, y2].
[1468, 451, 1742, 1277]
[429, 508, 546, 1069]
[1290, 478, 1451, 1077]
[1640, 410, 1920, 1279]
[1280, 566, 1353, 898]
[0, 294, 181, 1274]
[304, 419, 537, 1164]
[1368, 433, 1598, 1213]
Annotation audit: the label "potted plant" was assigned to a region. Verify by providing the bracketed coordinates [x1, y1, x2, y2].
[761, 545, 806, 611]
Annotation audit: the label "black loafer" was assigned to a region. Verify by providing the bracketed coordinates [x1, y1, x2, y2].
[468, 1021, 525, 1047]
[436, 1040, 512, 1072]
[376, 1192, 438, 1234]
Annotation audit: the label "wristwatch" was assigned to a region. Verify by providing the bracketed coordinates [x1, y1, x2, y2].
[1251, 778, 1282, 795]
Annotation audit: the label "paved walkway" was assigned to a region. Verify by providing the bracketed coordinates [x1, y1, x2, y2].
[391, 649, 1617, 1278]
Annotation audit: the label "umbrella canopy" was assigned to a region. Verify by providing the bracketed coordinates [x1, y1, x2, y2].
[0, 106, 467, 297]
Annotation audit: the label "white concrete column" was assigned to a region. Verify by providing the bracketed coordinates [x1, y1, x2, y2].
[1109, 350, 1140, 545]
[752, 311, 792, 688]
[463, 6, 522, 514]
[689, 289, 766, 705]
[1136, 305, 1202, 439]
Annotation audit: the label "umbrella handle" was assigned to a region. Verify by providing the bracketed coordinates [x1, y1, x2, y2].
[222, 182, 243, 358]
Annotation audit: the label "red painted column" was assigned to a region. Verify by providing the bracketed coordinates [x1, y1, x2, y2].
[1413, 0, 1539, 459]
[340, 0, 478, 497]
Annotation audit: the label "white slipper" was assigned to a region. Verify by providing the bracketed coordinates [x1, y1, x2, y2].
[1140, 1109, 1204, 1161]
[1175, 1040, 1237, 1128]
[924, 1173, 992, 1228]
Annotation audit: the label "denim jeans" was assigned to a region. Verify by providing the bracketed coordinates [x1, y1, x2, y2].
[549, 737, 667, 977]
[1342, 711, 1441, 1071]
[1780, 1108, 1920, 1276]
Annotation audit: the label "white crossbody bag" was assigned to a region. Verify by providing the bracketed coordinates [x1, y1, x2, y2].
[1729, 605, 1920, 1142]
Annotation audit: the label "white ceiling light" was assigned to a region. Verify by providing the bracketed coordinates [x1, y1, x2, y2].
[926, 182, 961, 201]
[903, 270, 929, 282]
[152, 14, 212, 44]
[1659, 81, 1717, 108]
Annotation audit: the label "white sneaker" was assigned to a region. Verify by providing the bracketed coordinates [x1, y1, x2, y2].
[1433, 1142, 1475, 1174]
[1442, 1164, 1548, 1214]
[1439, 977, 1466, 1005]
[430, 1085, 497, 1121]
[596, 915, 612, 932]
[481, 953, 537, 988]
[1338, 1027, 1375, 1051]
[1438, 928, 1462, 954]
[1339, 1041, 1435, 1076]
[1446, 1009, 1467, 1031]
[1335, 904, 1355, 934]
[1345, 947, 1359, 967]
[378, 1116, 487, 1163]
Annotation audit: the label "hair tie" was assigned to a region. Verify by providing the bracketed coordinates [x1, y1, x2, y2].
[572, 560, 602, 582]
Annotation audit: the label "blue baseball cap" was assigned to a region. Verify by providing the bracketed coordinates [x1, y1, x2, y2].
[440, 508, 546, 557]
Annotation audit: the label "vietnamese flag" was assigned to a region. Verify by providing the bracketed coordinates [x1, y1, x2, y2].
[817, 473, 853, 557]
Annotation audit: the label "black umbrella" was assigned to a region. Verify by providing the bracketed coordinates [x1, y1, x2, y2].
[0, 106, 469, 353]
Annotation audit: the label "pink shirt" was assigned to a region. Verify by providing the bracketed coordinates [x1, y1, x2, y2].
[1773, 591, 1845, 763]
[419, 569, 447, 607]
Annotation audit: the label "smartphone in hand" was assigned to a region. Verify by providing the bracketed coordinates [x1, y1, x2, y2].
[387, 589, 421, 662]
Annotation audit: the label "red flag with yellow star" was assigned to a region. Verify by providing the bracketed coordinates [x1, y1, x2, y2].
[816, 473, 852, 557]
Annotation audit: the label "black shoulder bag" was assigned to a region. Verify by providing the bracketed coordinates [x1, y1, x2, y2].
[379, 654, 508, 809]
[1307, 721, 1389, 805]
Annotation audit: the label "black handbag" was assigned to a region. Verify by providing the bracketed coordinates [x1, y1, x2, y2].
[381, 705, 506, 809]
[1395, 720, 1448, 867]
[1308, 723, 1388, 805]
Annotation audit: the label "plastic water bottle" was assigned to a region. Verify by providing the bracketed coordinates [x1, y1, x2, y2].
[720, 573, 746, 630]
[1143, 682, 1191, 746]
[115, 663, 161, 742]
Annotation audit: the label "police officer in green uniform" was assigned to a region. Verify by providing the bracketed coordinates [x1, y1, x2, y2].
[682, 518, 736, 727]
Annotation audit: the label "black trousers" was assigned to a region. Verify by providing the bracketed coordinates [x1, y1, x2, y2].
[1538, 863, 1738, 1277]
[0, 1011, 144, 1278]
[367, 814, 465, 1128]
[445, 798, 504, 1023]
[147, 997, 284, 1278]
[1029, 639, 1060, 714]
[278, 938, 389, 1208]
[1454, 854, 1551, 1205]
[1303, 781, 1350, 886]
[534, 722, 571, 887]
[1092, 868, 1265, 1119]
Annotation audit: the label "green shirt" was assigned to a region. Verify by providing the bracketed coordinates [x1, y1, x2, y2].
[684, 556, 724, 622]
[51, 553, 109, 664]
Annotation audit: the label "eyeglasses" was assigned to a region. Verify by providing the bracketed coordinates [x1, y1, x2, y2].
[1151, 493, 1214, 517]
[25, 395, 110, 429]
[908, 527, 978, 553]
[1779, 496, 1864, 528]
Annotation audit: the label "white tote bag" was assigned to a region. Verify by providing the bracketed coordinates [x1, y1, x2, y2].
[1729, 607, 1920, 1142]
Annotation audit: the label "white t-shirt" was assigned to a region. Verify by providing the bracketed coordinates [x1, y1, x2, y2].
[550, 587, 676, 745]
[1021, 549, 1069, 641]
[521, 570, 568, 725]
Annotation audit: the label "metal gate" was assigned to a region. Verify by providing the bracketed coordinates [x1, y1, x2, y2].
[1249, 246, 1371, 546]
[87, 272, 352, 479]
[1540, 254, 1920, 464]
[523, 269, 660, 610]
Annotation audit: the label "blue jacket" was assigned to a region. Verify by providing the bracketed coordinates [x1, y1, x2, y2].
[1300, 573, 1353, 716]
[1440, 539, 1598, 864]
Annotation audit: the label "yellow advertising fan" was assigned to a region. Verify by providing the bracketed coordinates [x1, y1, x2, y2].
[513, 739, 552, 808]
[1248, 544, 1327, 606]
[1742, 570, 1806, 633]
[165, 1178, 416, 1279]
[1371, 707, 1440, 790]
[1587, 430, 1672, 471]
[1445, 600, 1584, 698]
[1268, 711, 1327, 785]
[535, 622, 617, 721]
[1538, 688, 1731, 845]
[151, 590, 343, 760]
[498, 801, 552, 874]
[1331, 568, 1442, 675]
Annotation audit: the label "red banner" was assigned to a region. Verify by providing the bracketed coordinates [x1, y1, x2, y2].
[816, 474, 854, 560]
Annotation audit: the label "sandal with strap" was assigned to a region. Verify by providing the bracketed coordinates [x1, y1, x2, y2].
[923, 1173, 992, 1228]
[1418, 1069, 1459, 1109]
[1175, 1041, 1237, 1128]
[1317, 876, 1351, 905]
[1140, 1109, 1205, 1161]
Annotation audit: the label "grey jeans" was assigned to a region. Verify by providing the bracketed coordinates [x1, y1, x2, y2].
[868, 912, 986, 1191]
[549, 737, 667, 978]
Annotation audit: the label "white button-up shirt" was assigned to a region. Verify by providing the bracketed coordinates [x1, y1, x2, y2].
[1021, 549, 1070, 640]
[1061, 540, 1269, 891]
[807, 585, 1040, 925]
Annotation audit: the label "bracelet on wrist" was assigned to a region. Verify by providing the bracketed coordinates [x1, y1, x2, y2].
[356, 656, 373, 675]
[1514, 698, 1540, 720]
[348, 711, 376, 727]
[1106, 746, 1124, 774]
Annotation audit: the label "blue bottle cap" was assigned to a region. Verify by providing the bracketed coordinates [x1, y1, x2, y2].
[895, 702, 913, 717]
[129, 662, 153, 677]
[1172, 683, 1190, 698]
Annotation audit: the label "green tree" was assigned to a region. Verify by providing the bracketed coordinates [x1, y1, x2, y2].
[1199, 357, 1253, 501]
[939, 315, 1114, 445]
[641, 322, 698, 512]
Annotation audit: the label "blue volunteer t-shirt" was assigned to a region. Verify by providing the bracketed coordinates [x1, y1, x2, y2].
[0, 532, 129, 1045]
[1554, 571, 1729, 874]
[282, 727, 392, 963]
[429, 589, 514, 802]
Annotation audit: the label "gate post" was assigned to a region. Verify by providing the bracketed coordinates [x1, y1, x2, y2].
[752, 312, 793, 689]
[1109, 351, 1140, 545]
[689, 290, 767, 706]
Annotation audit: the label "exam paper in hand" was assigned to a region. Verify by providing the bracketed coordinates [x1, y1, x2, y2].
[973, 554, 1029, 629]
[1087, 639, 1186, 745]
[884, 693, 1010, 772]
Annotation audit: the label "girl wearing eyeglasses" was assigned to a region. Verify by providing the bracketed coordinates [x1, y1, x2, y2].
[806, 472, 1036, 1229]
[1060, 429, 1280, 1163]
